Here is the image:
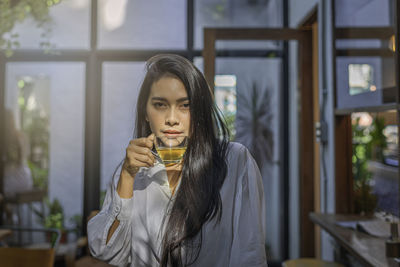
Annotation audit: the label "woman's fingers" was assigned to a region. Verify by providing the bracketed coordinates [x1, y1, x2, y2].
[122, 135, 156, 178]
[129, 145, 153, 158]
[125, 135, 156, 170]
[124, 154, 152, 174]
[129, 142, 155, 163]
[132, 136, 153, 149]
[147, 133, 155, 143]
[129, 158, 150, 168]
[128, 150, 154, 167]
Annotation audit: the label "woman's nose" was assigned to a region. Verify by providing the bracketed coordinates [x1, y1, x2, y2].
[165, 109, 179, 126]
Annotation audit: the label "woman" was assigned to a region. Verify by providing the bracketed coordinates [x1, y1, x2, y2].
[3, 109, 33, 224]
[88, 54, 267, 267]
[4, 109, 33, 197]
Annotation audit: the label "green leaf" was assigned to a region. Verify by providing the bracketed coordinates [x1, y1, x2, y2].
[5, 49, 13, 57]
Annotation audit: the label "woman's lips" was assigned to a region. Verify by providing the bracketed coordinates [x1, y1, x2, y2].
[163, 130, 183, 136]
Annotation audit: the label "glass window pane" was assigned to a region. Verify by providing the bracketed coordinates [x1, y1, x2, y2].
[5, 62, 86, 232]
[11, 0, 90, 49]
[215, 40, 283, 50]
[101, 62, 146, 197]
[335, 0, 393, 27]
[195, 0, 283, 49]
[351, 111, 398, 216]
[336, 56, 396, 109]
[98, 0, 186, 49]
[194, 56, 282, 260]
[336, 39, 384, 49]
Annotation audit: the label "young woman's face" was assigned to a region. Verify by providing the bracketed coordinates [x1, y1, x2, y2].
[146, 76, 191, 137]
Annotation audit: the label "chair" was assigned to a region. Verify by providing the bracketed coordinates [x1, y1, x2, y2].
[282, 258, 345, 267]
[2, 189, 46, 244]
[3, 188, 46, 226]
[0, 247, 55, 267]
[0, 226, 60, 267]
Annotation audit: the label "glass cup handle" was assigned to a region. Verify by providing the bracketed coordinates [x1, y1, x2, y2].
[150, 150, 162, 163]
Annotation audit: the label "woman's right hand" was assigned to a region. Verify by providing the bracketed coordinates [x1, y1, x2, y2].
[122, 133, 156, 178]
[118, 134, 155, 199]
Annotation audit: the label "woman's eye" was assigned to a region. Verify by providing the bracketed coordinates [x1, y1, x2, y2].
[153, 102, 166, 108]
[181, 103, 190, 109]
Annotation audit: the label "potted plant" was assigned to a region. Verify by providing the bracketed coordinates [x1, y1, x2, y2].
[44, 197, 67, 243]
[33, 197, 67, 243]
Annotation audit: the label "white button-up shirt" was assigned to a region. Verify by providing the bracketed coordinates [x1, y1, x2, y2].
[88, 142, 267, 267]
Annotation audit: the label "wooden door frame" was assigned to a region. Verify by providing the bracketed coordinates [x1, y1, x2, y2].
[298, 6, 322, 258]
[203, 27, 315, 257]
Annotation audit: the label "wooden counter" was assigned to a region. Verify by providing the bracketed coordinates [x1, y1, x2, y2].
[309, 212, 398, 267]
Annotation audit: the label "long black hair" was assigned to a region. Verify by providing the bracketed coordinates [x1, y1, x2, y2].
[135, 54, 229, 266]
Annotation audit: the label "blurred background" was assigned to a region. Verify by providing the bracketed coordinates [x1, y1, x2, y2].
[0, 0, 399, 266]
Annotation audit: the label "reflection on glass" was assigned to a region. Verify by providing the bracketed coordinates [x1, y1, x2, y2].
[352, 111, 398, 216]
[17, 75, 50, 191]
[102, 0, 128, 31]
[336, 57, 396, 109]
[336, 39, 382, 49]
[348, 64, 375, 95]
[335, 0, 392, 27]
[12, 0, 90, 49]
[101, 62, 146, 194]
[383, 124, 398, 167]
[5, 62, 85, 231]
[98, 0, 186, 49]
[195, 0, 283, 49]
[194, 57, 282, 260]
[214, 75, 237, 139]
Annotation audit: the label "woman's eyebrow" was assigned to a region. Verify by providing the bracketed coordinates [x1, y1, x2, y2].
[151, 97, 189, 102]
[150, 97, 167, 102]
[176, 97, 189, 103]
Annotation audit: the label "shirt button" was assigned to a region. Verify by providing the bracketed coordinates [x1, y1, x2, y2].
[114, 206, 120, 213]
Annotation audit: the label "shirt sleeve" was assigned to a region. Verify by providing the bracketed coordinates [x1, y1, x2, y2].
[87, 169, 135, 266]
[229, 146, 268, 267]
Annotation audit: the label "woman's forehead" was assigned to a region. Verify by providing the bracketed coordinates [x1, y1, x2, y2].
[149, 76, 188, 99]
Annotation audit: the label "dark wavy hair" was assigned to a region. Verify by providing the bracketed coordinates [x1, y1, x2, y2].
[135, 54, 229, 266]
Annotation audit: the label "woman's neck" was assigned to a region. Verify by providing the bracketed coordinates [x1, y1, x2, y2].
[167, 170, 181, 196]
[164, 162, 183, 196]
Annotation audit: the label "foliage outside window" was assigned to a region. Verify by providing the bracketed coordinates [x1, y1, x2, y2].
[352, 114, 387, 215]
[214, 75, 237, 140]
[18, 77, 50, 191]
[0, 0, 61, 56]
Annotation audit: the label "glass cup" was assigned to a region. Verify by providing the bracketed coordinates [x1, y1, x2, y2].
[154, 135, 188, 166]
